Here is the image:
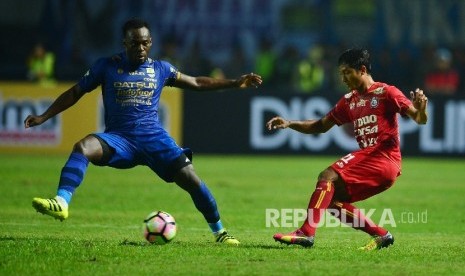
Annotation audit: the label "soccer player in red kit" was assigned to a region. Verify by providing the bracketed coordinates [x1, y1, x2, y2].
[266, 48, 428, 250]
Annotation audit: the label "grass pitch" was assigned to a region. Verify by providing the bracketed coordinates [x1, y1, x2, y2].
[0, 154, 464, 275]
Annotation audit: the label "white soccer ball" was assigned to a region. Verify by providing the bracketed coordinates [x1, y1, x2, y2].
[143, 211, 177, 244]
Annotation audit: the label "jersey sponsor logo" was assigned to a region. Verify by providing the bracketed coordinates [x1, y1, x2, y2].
[372, 87, 385, 94]
[116, 89, 154, 97]
[357, 99, 367, 107]
[356, 125, 378, 137]
[361, 137, 378, 148]
[350, 99, 367, 110]
[128, 71, 146, 76]
[356, 115, 377, 127]
[114, 81, 156, 89]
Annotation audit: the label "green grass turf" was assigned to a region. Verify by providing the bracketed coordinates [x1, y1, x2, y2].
[0, 154, 464, 275]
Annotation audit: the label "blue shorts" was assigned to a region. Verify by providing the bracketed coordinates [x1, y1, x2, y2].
[94, 131, 192, 182]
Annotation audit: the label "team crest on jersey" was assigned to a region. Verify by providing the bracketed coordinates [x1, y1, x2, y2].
[146, 67, 155, 78]
[117, 68, 124, 74]
[370, 97, 379, 108]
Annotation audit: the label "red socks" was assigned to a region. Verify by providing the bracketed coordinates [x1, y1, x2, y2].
[300, 181, 334, 236]
[331, 201, 388, 236]
[299, 180, 387, 237]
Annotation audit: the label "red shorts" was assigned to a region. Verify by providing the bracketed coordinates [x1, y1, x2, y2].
[330, 148, 401, 203]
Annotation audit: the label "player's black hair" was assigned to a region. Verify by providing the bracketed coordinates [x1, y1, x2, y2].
[122, 18, 150, 37]
[338, 48, 372, 73]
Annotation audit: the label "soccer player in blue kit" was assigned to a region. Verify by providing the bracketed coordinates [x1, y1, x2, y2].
[24, 18, 262, 245]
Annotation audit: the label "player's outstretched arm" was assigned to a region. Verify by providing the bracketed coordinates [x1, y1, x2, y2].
[406, 88, 428, 125]
[24, 84, 86, 128]
[266, 115, 335, 134]
[173, 72, 262, 91]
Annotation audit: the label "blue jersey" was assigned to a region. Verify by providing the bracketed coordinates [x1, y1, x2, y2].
[78, 52, 179, 134]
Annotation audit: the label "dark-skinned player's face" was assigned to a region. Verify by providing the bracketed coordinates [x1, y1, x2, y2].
[123, 27, 152, 65]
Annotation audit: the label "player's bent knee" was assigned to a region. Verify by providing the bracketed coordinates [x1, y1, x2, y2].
[174, 165, 201, 190]
[317, 167, 339, 182]
[72, 136, 105, 162]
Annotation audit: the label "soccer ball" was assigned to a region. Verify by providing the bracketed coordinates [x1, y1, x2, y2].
[143, 211, 177, 244]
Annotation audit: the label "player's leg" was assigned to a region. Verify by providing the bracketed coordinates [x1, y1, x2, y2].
[329, 201, 393, 250]
[32, 134, 110, 221]
[273, 167, 342, 247]
[328, 151, 398, 250]
[173, 163, 239, 245]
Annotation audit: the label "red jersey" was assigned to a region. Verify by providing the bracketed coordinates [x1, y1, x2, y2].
[327, 82, 412, 164]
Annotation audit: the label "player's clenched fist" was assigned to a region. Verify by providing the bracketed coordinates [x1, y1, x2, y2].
[24, 115, 46, 128]
[266, 116, 290, 130]
[410, 88, 428, 111]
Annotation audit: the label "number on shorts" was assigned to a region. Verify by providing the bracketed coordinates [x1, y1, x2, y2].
[340, 153, 355, 164]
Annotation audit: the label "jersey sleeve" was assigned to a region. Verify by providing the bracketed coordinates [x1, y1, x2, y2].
[327, 96, 351, 126]
[386, 86, 412, 116]
[158, 60, 180, 87]
[77, 58, 107, 93]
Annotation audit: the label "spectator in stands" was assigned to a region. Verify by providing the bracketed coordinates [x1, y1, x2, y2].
[254, 37, 277, 87]
[424, 48, 460, 95]
[273, 45, 300, 92]
[451, 45, 465, 93]
[27, 43, 56, 86]
[295, 45, 327, 94]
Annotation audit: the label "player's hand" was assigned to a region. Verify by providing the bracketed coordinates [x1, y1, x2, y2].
[410, 88, 428, 111]
[237, 73, 262, 89]
[24, 115, 46, 128]
[266, 116, 290, 130]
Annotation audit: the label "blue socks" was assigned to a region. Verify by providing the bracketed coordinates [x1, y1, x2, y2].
[209, 220, 224, 234]
[189, 182, 223, 233]
[55, 155, 225, 234]
[56, 152, 89, 204]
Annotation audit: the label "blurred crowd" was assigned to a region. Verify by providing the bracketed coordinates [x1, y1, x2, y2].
[18, 0, 465, 97]
[26, 37, 465, 98]
[153, 38, 465, 97]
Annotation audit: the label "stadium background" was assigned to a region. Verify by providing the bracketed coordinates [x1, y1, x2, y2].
[0, 0, 464, 156]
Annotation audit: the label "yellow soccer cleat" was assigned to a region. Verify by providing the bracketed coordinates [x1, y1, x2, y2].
[32, 197, 68, 221]
[358, 231, 394, 251]
[215, 229, 240, 246]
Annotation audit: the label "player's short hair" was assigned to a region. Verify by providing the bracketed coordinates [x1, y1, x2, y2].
[122, 18, 150, 37]
[338, 48, 372, 73]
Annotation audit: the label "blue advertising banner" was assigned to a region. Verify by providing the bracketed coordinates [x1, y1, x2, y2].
[183, 91, 465, 157]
